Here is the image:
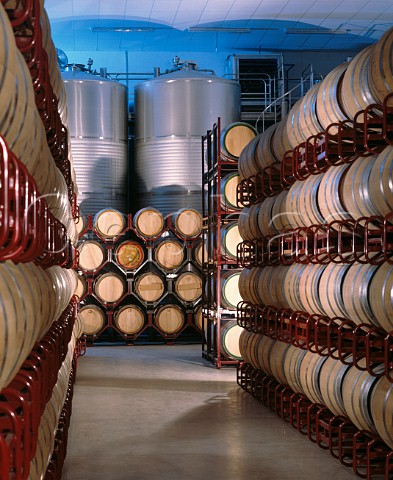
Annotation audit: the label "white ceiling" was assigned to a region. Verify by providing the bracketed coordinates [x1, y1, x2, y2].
[45, 0, 393, 52]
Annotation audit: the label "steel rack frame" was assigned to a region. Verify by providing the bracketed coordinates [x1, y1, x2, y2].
[201, 118, 242, 368]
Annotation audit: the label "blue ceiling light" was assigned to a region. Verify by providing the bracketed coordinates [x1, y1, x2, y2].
[188, 27, 279, 33]
[91, 27, 157, 32]
[188, 27, 251, 33]
[284, 28, 349, 35]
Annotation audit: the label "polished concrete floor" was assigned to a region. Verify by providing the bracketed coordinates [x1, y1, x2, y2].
[62, 345, 356, 480]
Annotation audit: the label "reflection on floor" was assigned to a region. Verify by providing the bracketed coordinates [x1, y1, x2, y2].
[62, 345, 356, 480]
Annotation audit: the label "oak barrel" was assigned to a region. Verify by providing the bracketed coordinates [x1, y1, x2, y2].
[94, 208, 125, 238]
[286, 83, 323, 149]
[316, 62, 349, 132]
[193, 239, 207, 267]
[257, 196, 278, 236]
[238, 135, 261, 180]
[297, 174, 325, 227]
[135, 272, 165, 302]
[269, 341, 291, 385]
[78, 240, 106, 272]
[299, 350, 328, 404]
[370, 376, 393, 449]
[79, 305, 105, 335]
[369, 26, 393, 104]
[171, 208, 202, 239]
[238, 267, 262, 305]
[342, 262, 379, 326]
[318, 263, 352, 319]
[283, 263, 308, 312]
[220, 221, 243, 260]
[255, 335, 276, 377]
[94, 272, 125, 303]
[318, 164, 353, 228]
[74, 273, 87, 300]
[369, 261, 393, 332]
[238, 202, 263, 241]
[133, 207, 165, 238]
[283, 345, 308, 394]
[175, 272, 202, 302]
[220, 172, 241, 210]
[342, 360, 384, 432]
[46, 266, 77, 322]
[297, 264, 327, 316]
[368, 145, 393, 217]
[155, 304, 185, 335]
[115, 240, 145, 270]
[75, 214, 86, 236]
[155, 238, 185, 270]
[0, 262, 40, 390]
[271, 116, 292, 162]
[220, 121, 257, 161]
[114, 305, 145, 335]
[256, 266, 277, 306]
[270, 190, 290, 232]
[255, 122, 279, 170]
[341, 46, 378, 120]
[194, 305, 203, 332]
[220, 270, 242, 310]
[319, 355, 352, 416]
[239, 329, 254, 365]
[24, 262, 57, 337]
[285, 181, 303, 229]
[341, 154, 380, 222]
[220, 320, 243, 360]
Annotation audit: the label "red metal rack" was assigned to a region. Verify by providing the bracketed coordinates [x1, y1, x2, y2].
[2, 0, 77, 216]
[0, 300, 78, 480]
[201, 118, 242, 368]
[237, 362, 393, 479]
[44, 356, 77, 480]
[237, 93, 393, 208]
[237, 302, 393, 381]
[0, 3, 80, 479]
[0, 135, 75, 267]
[237, 212, 393, 268]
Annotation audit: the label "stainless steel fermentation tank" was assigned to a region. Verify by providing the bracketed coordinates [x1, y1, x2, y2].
[134, 67, 241, 214]
[63, 67, 128, 216]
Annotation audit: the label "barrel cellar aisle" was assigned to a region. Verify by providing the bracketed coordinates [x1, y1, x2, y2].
[62, 345, 357, 480]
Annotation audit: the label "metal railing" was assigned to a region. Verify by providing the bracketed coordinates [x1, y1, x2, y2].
[255, 65, 324, 132]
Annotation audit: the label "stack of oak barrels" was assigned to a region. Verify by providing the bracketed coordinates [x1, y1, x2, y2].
[75, 207, 204, 341]
[0, 1, 83, 478]
[237, 26, 393, 454]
